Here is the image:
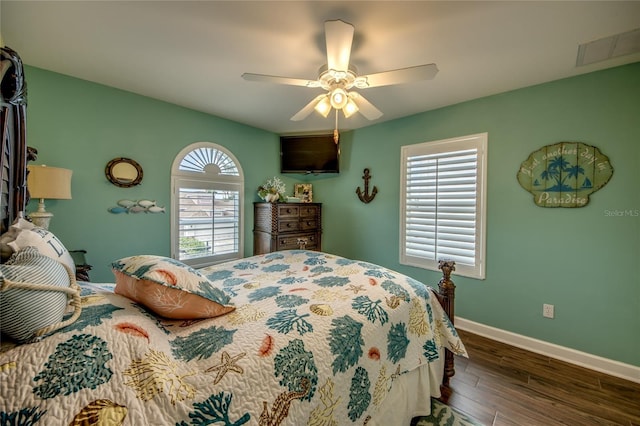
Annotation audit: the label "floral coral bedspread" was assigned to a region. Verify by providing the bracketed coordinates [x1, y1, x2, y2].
[0, 250, 466, 425]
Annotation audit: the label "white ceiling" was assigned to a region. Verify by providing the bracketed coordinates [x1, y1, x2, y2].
[2, 1, 639, 135]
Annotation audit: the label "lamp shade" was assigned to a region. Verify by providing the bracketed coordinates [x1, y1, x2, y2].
[314, 96, 332, 118]
[343, 98, 359, 118]
[27, 165, 72, 200]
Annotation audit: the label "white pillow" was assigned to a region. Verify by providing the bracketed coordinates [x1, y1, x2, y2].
[4, 218, 74, 272]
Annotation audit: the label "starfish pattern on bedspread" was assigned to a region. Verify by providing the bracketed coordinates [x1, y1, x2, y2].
[206, 351, 247, 384]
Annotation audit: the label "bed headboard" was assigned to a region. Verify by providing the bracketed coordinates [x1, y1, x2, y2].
[1, 46, 29, 235]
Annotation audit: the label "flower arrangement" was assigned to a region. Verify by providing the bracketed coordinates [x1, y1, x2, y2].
[258, 176, 286, 203]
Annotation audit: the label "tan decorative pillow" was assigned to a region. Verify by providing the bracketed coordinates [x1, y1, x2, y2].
[112, 255, 235, 319]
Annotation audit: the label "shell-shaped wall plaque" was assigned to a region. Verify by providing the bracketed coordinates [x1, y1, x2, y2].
[517, 142, 613, 208]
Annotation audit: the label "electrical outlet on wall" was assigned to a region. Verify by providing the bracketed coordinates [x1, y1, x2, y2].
[543, 304, 555, 319]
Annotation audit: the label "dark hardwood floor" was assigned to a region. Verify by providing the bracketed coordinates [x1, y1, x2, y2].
[445, 329, 640, 426]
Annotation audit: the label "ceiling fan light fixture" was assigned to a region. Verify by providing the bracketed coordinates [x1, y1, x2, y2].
[314, 96, 332, 117]
[330, 88, 348, 109]
[343, 98, 359, 118]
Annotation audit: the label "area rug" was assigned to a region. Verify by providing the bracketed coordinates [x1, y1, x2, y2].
[412, 398, 483, 426]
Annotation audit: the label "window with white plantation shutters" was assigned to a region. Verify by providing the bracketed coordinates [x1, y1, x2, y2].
[400, 133, 487, 279]
[171, 143, 244, 268]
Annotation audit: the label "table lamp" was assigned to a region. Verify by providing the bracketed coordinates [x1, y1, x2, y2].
[26, 165, 72, 229]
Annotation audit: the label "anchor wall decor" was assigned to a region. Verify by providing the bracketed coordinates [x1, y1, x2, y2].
[356, 168, 378, 204]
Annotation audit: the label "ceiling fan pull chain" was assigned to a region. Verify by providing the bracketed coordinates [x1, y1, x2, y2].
[334, 109, 340, 143]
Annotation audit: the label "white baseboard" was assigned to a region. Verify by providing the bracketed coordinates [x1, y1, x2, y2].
[455, 317, 640, 384]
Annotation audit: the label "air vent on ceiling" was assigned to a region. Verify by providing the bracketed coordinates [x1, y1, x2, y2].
[576, 27, 640, 67]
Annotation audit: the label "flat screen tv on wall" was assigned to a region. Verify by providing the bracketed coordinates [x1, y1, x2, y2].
[280, 134, 340, 174]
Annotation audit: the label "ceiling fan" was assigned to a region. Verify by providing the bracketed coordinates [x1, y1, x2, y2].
[242, 19, 438, 122]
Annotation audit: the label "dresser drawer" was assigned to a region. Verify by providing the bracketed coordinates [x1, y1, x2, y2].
[277, 233, 318, 250]
[278, 219, 300, 232]
[299, 205, 318, 217]
[277, 205, 300, 218]
[300, 219, 317, 231]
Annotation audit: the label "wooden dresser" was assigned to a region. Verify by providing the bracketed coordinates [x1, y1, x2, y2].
[253, 202, 322, 255]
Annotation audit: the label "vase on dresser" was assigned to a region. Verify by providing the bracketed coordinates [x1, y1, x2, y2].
[263, 193, 280, 203]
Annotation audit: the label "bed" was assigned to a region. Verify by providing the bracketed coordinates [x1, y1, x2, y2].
[0, 46, 466, 425]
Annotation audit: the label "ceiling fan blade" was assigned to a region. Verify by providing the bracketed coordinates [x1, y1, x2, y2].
[290, 94, 327, 121]
[358, 64, 438, 88]
[325, 19, 354, 72]
[242, 73, 320, 88]
[349, 92, 383, 120]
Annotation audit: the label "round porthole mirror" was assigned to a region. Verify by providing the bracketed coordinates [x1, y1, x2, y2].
[105, 157, 143, 188]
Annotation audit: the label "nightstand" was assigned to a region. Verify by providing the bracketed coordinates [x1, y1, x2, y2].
[70, 250, 92, 281]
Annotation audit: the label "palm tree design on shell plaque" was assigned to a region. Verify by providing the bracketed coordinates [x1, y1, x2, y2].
[539, 156, 586, 191]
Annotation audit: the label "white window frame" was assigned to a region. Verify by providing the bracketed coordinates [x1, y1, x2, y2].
[171, 142, 244, 268]
[400, 133, 487, 279]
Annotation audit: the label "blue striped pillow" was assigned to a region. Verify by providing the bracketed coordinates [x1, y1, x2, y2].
[0, 247, 71, 342]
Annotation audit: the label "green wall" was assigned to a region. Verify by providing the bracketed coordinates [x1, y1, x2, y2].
[316, 63, 640, 367]
[24, 66, 296, 281]
[25, 63, 639, 367]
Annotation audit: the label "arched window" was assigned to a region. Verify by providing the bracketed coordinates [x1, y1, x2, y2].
[171, 142, 244, 268]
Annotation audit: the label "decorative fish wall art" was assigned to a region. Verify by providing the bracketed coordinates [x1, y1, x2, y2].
[108, 200, 166, 214]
